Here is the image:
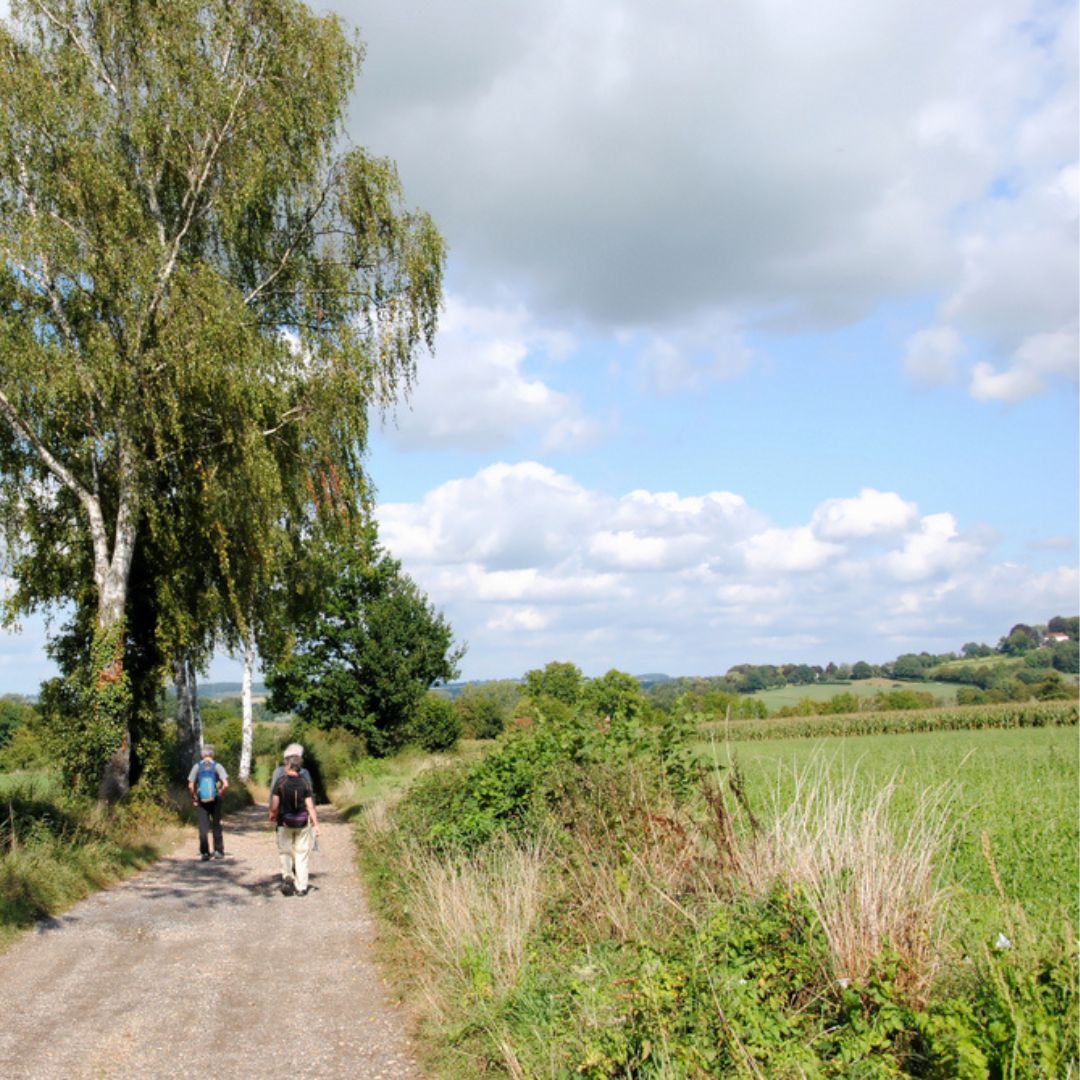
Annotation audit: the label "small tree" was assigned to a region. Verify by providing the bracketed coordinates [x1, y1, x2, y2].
[583, 668, 647, 721]
[523, 661, 584, 706]
[998, 624, 1039, 656]
[406, 693, 461, 752]
[267, 532, 464, 756]
[454, 683, 518, 739]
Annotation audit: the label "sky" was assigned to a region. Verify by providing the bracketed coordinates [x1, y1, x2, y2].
[0, 0, 1077, 691]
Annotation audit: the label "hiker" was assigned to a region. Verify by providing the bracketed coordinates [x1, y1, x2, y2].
[187, 745, 229, 861]
[268, 742, 313, 807]
[269, 752, 319, 896]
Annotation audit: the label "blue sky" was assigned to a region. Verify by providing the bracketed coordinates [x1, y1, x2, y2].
[0, 0, 1076, 691]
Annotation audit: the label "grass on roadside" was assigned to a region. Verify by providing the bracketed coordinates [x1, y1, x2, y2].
[0, 770, 182, 950]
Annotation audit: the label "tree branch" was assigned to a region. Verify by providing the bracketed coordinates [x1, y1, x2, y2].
[28, 0, 119, 95]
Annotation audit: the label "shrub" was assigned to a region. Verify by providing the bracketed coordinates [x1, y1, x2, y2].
[869, 688, 937, 711]
[405, 693, 461, 752]
[454, 691, 507, 739]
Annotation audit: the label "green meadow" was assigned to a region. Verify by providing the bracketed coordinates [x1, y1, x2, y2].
[750, 677, 961, 709]
[697, 725, 1079, 943]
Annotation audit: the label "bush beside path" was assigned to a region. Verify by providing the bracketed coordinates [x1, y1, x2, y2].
[0, 804, 420, 1080]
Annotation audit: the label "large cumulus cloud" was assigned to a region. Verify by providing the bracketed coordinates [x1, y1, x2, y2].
[378, 464, 1077, 678]
[341, 0, 1077, 400]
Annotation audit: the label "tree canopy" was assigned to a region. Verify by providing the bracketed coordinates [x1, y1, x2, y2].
[267, 532, 464, 757]
[0, 0, 444, 793]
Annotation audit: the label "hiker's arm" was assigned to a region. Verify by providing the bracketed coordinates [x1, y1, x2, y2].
[305, 795, 319, 831]
[269, 793, 280, 825]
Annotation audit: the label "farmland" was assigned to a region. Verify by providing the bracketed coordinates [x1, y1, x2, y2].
[699, 724, 1079, 942]
[749, 676, 961, 709]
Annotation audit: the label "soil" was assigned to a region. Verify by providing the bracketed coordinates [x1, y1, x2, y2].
[0, 803, 422, 1079]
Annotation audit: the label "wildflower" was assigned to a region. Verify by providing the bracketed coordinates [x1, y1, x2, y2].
[994, 933, 1012, 950]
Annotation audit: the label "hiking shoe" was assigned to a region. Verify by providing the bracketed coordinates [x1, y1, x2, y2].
[213, 851, 226, 859]
[201, 853, 211, 861]
[281, 877, 295, 896]
[294, 887, 308, 897]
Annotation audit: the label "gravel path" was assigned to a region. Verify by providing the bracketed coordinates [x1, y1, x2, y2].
[0, 803, 422, 1080]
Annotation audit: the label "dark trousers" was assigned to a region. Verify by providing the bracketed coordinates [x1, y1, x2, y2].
[197, 799, 224, 855]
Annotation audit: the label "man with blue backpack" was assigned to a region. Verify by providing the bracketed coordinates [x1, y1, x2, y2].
[187, 744, 230, 861]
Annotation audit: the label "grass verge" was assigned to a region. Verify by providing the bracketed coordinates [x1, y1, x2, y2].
[0, 770, 184, 951]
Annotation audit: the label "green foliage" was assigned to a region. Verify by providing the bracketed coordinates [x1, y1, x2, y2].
[453, 685, 514, 740]
[360, 720, 1079, 1078]
[1051, 638, 1080, 673]
[582, 668, 647, 721]
[916, 931, 1079, 1079]
[267, 532, 463, 756]
[36, 622, 133, 797]
[998, 624, 1040, 656]
[405, 694, 461, 753]
[523, 661, 584, 705]
[0, 696, 35, 751]
[0, 0, 445, 794]
[0, 771, 168, 943]
[395, 700, 692, 854]
[869, 688, 937, 711]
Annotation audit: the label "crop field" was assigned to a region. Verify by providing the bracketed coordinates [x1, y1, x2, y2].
[700, 698, 1076, 740]
[697, 725, 1079, 943]
[749, 677, 961, 709]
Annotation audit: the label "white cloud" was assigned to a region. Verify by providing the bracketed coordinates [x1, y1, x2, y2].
[381, 296, 602, 451]
[636, 320, 755, 394]
[879, 513, 993, 582]
[486, 607, 552, 632]
[343, 0, 1076, 398]
[969, 359, 1046, 404]
[811, 488, 919, 541]
[377, 467, 1066, 679]
[968, 323, 1080, 403]
[741, 526, 843, 574]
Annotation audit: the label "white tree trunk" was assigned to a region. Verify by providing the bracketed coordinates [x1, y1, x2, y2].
[174, 656, 201, 771]
[239, 638, 255, 781]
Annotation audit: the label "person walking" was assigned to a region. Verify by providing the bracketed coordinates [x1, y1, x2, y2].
[269, 752, 319, 896]
[268, 742, 313, 806]
[187, 745, 229, 861]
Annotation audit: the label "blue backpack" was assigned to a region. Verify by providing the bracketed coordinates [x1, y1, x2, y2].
[196, 760, 219, 802]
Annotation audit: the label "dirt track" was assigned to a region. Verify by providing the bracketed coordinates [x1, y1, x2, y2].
[0, 804, 421, 1080]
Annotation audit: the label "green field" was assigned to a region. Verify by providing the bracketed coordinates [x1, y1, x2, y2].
[750, 677, 961, 710]
[698, 725, 1079, 943]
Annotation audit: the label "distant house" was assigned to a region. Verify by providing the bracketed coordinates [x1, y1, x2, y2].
[1045, 631, 1071, 644]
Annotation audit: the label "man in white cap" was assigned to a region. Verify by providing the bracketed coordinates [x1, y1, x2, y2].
[268, 743, 313, 808]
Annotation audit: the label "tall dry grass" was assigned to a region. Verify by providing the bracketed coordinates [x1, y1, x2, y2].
[393, 835, 549, 1020]
[740, 763, 955, 1002]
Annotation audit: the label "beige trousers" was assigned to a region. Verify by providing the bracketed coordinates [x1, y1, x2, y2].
[276, 825, 312, 891]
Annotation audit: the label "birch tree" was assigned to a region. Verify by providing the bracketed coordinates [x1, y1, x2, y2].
[0, 0, 443, 796]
